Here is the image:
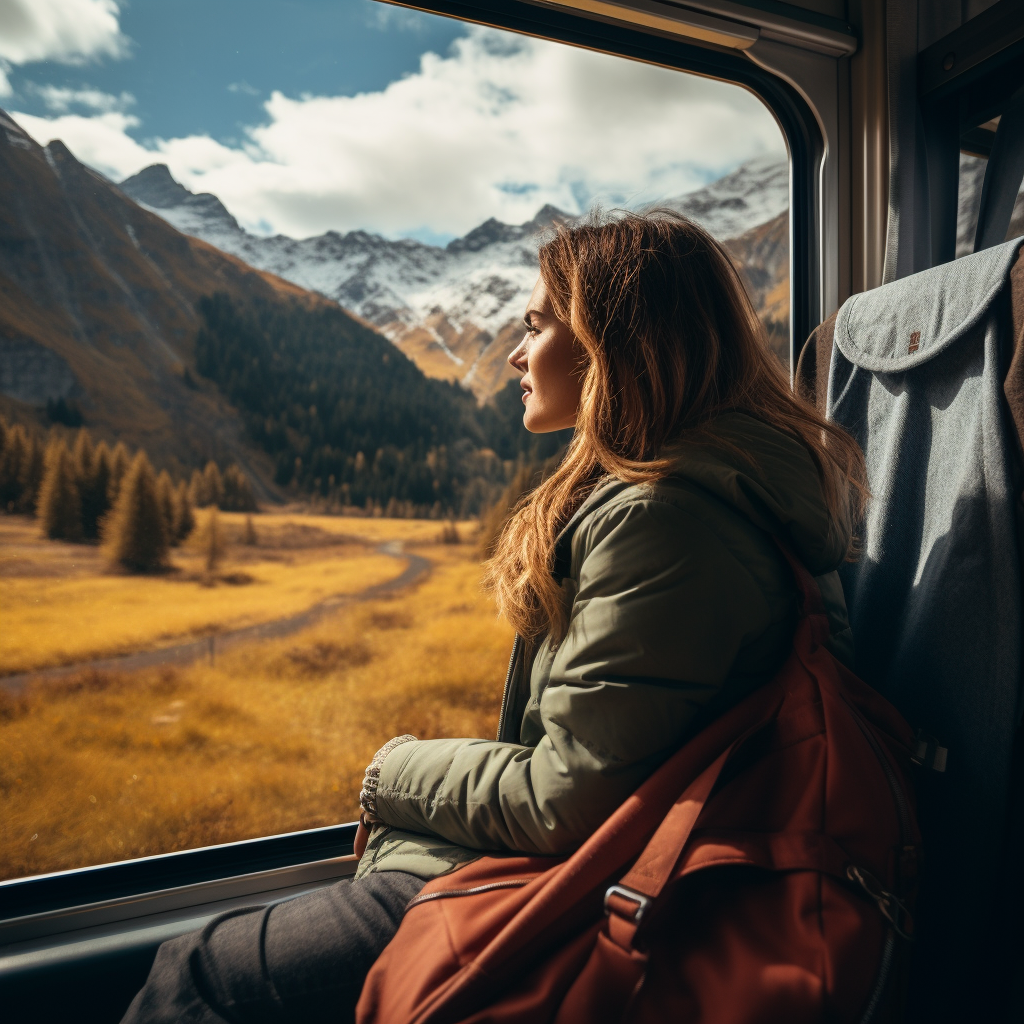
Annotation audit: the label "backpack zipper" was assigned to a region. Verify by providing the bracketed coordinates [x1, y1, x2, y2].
[405, 877, 534, 910]
[840, 694, 916, 1024]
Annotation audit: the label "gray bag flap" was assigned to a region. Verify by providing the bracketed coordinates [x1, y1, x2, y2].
[834, 237, 1023, 373]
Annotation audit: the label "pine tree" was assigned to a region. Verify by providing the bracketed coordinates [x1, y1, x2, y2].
[72, 430, 106, 539]
[107, 442, 130, 506]
[0, 423, 26, 511]
[222, 463, 257, 511]
[37, 438, 82, 541]
[243, 513, 257, 546]
[156, 470, 177, 545]
[104, 451, 169, 572]
[174, 480, 195, 542]
[72, 429, 94, 484]
[17, 433, 44, 514]
[82, 442, 113, 540]
[199, 505, 225, 575]
[189, 468, 205, 507]
[202, 461, 225, 509]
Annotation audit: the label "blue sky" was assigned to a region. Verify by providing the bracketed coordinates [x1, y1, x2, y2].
[5, 1, 464, 145]
[2, 0, 785, 243]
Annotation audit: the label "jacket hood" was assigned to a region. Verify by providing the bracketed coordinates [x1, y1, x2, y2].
[659, 410, 849, 575]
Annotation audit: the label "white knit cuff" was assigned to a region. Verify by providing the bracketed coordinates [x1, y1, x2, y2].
[359, 734, 416, 821]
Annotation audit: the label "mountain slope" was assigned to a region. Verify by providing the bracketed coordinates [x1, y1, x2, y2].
[121, 157, 791, 393]
[192, 292, 567, 510]
[0, 109, 568, 511]
[0, 108, 348, 492]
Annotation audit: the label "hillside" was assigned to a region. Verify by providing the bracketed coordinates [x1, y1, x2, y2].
[192, 293, 567, 510]
[0, 108, 345, 493]
[121, 157, 792, 394]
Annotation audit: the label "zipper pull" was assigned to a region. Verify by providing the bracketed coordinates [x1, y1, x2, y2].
[847, 864, 915, 941]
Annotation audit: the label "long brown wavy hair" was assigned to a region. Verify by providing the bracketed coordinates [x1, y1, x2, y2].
[485, 211, 867, 641]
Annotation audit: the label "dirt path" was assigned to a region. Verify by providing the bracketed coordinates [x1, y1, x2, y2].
[0, 543, 430, 694]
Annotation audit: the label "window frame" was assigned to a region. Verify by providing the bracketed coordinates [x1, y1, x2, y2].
[0, 0, 838, 954]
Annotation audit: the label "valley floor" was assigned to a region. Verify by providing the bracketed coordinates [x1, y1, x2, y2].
[0, 514, 448, 677]
[0, 515, 512, 881]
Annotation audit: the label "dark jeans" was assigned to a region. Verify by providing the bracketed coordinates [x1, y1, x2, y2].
[120, 871, 425, 1024]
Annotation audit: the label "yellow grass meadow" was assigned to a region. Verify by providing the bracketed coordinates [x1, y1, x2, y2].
[0, 517, 513, 881]
[0, 514, 442, 675]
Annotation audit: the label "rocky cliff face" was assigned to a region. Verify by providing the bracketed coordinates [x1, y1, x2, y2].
[0, 109, 343, 492]
[121, 156, 793, 395]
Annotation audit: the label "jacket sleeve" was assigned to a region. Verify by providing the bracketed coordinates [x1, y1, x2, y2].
[373, 497, 777, 854]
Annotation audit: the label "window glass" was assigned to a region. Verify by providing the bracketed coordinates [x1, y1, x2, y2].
[0, 0, 788, 880]
[957, 118, 1024, 256]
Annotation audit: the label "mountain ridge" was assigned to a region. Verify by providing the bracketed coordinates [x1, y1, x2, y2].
[120, 155, 793, 393]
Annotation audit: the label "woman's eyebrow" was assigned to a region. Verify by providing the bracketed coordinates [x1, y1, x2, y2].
[523, 308, 543, 325]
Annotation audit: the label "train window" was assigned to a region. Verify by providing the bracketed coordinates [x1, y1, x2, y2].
[0, 0, 790, 882]
[958, 127, 1024, 257]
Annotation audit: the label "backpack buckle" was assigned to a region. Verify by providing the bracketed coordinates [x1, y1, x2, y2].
[604, 884, 652, 924]
[911, 729, 948, 772]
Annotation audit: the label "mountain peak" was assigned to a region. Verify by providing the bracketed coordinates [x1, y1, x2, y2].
[120, 164, 241, 234]
[119, 164, 190, 209]
[445, 203, 572, 254]
[0, 108, 35, 147]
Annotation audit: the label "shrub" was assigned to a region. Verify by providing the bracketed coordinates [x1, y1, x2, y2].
[37, 438, 82, 540]
[104, 451, 169, 572]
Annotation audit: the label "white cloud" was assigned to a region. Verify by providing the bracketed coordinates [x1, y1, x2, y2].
[0, 0, 127, 66]
[13, 109, 143, 172]
[12, 27, 784, 240]
[366, 4, 434, 33]
[33, 83, 133, 112]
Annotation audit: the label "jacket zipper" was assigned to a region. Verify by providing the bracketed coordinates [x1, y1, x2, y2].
[841, 694, 915, 1024]
[496, 633, 522, 742]
[405, 877, 534, 910]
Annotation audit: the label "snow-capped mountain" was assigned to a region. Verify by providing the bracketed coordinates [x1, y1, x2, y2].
[120, 156, 790, 398]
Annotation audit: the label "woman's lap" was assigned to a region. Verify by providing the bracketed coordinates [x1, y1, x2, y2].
[120, 870, 425, 1024]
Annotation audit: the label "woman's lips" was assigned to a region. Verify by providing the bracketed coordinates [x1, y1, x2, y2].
[521, 381, 532, 403]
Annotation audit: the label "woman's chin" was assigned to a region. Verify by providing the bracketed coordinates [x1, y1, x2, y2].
[522, 410, 548, 433]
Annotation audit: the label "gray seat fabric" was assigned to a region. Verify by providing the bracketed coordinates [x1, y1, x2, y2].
[827, 236, 1024, 1021]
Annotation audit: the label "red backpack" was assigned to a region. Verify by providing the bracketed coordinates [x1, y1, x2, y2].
[357, 547, 920, 1024]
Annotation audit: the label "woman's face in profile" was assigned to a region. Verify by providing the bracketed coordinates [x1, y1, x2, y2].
[508, 277, 583, 434]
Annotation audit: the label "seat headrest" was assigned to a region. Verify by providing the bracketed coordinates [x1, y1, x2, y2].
[834, 237, 1024, 373]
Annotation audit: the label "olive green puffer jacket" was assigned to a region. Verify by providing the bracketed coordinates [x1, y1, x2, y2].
[355, 411, 853, 881]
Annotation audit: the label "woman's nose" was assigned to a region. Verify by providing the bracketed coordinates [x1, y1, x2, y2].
[508, 339, 528, 370]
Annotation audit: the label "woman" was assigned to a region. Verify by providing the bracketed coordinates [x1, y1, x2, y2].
[123, 212, 865, 1024]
